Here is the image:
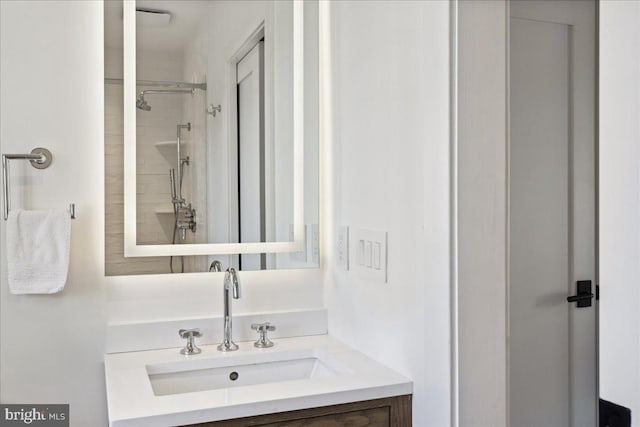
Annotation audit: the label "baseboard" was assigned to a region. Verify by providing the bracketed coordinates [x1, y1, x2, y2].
[600, 398, 632, 427]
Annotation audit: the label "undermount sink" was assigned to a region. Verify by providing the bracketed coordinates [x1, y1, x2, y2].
[105, 335, 412, 427]
[147, 355, 344, 396]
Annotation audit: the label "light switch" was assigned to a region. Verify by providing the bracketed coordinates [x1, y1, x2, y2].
[354, 228, 388, 283]
[336, 226, 349, 271]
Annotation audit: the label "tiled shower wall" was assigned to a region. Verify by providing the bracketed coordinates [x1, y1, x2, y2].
[104, 46, 207, 275]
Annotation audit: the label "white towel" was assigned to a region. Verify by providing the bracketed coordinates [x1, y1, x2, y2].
[6, 209, 71, 294]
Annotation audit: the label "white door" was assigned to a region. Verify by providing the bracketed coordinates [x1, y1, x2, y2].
[236, 41, 265, 270]
[509, 1, 597, 426]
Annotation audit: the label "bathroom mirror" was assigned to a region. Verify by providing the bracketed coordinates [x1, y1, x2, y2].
[104, 0, 319, 275]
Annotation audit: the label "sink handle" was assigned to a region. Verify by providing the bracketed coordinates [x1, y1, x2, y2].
[179, 328, 202, 338]
[179, 328, 202, 355]
[251, 322, 276, 332]
[251, 322, 276, 348]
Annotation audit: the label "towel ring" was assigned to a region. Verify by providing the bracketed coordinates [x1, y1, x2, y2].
[2, 147, 76, 220]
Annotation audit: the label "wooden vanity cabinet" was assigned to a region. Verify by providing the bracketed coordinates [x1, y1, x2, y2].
[185, 394, 412, 427]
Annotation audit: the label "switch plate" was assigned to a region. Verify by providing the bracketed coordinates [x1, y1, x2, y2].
[354, 228, 387, 283]
[373, 242, 381, 269]
[336, 226, 349, 270]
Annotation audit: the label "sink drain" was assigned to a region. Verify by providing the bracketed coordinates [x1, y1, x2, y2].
[229, 371, 239, 381]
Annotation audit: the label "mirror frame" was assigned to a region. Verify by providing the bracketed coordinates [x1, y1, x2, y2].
[122, 0, 306, 257]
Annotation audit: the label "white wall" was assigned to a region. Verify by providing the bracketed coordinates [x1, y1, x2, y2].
[0, 1, 108, 425]
[323, 1, 452, 426]
[599, 1, 640, 423]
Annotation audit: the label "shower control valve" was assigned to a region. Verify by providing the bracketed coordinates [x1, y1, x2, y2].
[177, 204, 197, 234]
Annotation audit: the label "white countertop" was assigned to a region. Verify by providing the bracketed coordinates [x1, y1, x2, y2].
[105, 335, 412, 426]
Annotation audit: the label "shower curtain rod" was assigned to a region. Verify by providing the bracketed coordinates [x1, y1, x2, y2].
[104, 78, 207, 91]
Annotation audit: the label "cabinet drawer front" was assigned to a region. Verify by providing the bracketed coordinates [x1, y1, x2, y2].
[260, 407, 389, 427]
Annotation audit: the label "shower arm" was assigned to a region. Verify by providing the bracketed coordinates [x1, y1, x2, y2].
[136, 88, 195, 111]
[140, 88, 195, 97]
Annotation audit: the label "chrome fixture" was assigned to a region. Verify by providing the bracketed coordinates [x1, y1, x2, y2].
[251, 322, 276, 348]
[209, 260, 223, 272]
[207, 104, 222, 117]
[135, 89, 194, 111]
[176, 204, 196, 240]
[104, 77, 206, 91]
[172, 123, 196, 241]
[218, 267, 241, 352]
[178, 328, 202, 355]
[135, 94, 151, 111]
[175, 123, 191, 203]
[2, 148, 75, 220]
[169, 123, 196, 273]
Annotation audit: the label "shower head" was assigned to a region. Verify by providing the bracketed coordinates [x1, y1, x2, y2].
[135, 89, 194, 111]
[136, 92, 151, 111]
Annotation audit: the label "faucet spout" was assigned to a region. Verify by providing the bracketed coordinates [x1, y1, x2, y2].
[217, 267, 241, 352]
[230, 270, 240, 299]
[209, 260, 222, 272]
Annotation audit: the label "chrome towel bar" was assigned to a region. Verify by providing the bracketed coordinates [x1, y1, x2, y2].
[2, 147, 76, 220]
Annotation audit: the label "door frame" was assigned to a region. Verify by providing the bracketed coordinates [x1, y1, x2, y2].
[226, 22, 282, 269]
[226, 23, 266, 269]
[451, 1, 600, 425]
[235, 40, 266, 270]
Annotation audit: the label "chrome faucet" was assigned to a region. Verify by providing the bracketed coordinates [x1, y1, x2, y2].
[209, 260, 222, 272]
[218, 267, 241, 352]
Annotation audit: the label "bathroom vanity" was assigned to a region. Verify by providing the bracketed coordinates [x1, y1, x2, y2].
[184, 395, 411, 427]
[105, 335, 412, 426]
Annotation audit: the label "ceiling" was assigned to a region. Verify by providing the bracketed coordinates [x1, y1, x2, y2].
[104, 0, 208, 53]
